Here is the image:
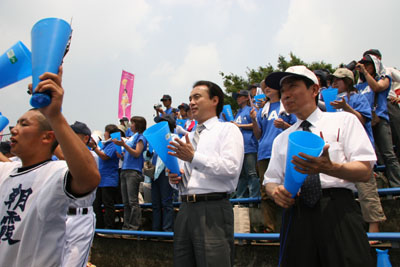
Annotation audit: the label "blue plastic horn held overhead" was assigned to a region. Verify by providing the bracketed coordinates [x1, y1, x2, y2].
[0, 41, 32, 89]
[0, 112, 10, 132]
[30, 18, 72, 108]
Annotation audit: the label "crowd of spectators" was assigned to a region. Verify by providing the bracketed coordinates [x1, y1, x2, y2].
[1, 48, 399, 266]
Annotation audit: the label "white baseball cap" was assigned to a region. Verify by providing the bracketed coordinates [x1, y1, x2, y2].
[265, 65, 319, 90]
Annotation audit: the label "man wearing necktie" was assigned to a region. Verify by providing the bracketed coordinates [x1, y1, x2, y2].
[263, 66, 376, 267]
[168, 81, 244, 267]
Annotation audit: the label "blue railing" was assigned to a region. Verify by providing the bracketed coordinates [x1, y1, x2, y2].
[95, 229, 400, 243]
[112, 188, 400, 209]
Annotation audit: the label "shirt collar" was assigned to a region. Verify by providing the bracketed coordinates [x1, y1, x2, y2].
[201, 116, 218, 130]
[295, 107, 322, 130]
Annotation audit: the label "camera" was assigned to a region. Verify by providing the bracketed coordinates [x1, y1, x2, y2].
[345, 60, 357, 71]
[154, 104, 162, 110]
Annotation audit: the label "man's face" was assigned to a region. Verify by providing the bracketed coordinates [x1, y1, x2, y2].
[189, 85, 218, 123]
[236, 95, 248, 106]
[162, 99, 171, 108]
[10, 110, 48, 157]
[280, 78, 318, 115]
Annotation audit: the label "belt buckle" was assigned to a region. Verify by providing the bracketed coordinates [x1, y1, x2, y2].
[187, 194, 196, 203]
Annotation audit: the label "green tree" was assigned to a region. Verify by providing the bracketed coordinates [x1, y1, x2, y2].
[220, 52, 337, 114]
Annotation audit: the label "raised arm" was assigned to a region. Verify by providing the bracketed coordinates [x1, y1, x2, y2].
[35, 68, 100, 195]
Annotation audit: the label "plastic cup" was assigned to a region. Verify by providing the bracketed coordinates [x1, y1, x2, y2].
[321, 88, 338, 112]
[110, 132, 122, 154]
[143, 121, 180, 175]
[284, 131, 325, 197]
[0, 41, 32, 89]
[0, 112, 10, 132]
[222, 104, 234, 121]
[30, 18, 72, 108]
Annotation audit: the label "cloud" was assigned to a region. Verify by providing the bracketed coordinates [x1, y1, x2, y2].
[171, 43, 223, 87]
[274, 0, 400, 67]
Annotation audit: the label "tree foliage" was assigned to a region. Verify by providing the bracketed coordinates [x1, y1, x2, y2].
[220, 52, 336, 112]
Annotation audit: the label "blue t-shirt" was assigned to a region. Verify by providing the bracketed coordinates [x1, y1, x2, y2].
[98, 141, 120, 187]
[234, 105, 258, 154]
[165, 107, 173, 115]
[355, 76, 391, 122]
[337, 92, 375, 146]
[125, 127, 134, 138]
[257, 102, 297, 161]
[122, 133, 147, 172]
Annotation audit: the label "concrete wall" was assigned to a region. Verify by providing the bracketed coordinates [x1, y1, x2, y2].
[91, 198, 400, 266]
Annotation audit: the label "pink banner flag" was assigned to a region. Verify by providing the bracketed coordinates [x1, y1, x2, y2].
[118, 70, 135, 119]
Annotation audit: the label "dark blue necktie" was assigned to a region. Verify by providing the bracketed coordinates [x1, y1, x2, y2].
[299, 120, 322, 207]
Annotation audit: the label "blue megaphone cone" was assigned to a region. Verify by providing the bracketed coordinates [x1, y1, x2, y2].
[0, 41, 32, 89]
[30, 18, 71, 108]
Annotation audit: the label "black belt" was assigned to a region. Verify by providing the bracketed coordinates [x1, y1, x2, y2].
[68, 207, 89, 215]
[181, 193, 229, 203]
[322, 188, 353, 198]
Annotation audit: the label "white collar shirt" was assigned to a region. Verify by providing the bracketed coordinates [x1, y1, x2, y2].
[263, 108, 377, 191]
[176, 116, 244, 195]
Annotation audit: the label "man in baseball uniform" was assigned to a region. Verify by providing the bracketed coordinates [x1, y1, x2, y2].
[0, 68, 100, 266]
[61, 121, 99, 267]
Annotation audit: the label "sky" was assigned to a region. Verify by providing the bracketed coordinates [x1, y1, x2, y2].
[0, 0, 399, 135]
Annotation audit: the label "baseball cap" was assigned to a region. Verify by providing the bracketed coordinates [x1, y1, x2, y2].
[232, 89, 250, 100]
[70, 121, 91, 136]
[359, 54, 374, 64]
[331, 68, 355, 83]
[363, 49, 382, 59]
[178, 103, 190, 111]
[154, 114, 176, 130]
[160, 94, 172, 101]
[265, 65, 319, 90]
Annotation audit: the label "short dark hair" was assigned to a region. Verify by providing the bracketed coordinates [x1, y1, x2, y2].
[105, 124, 119, 134]
[130, 116, 147, 134]
[29, 109, 58, 152]
[192, 80, 224, 116]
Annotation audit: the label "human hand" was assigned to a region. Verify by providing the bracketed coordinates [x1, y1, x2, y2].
[250, 107, 257, 121]
[112, 139, 125, 146]
[273, 118, 286, 129]
[167, 134, 195, 162]
[356, 63, 367, 74]
[389, 95, 400, 104]
[169, 171, 183, 184]
[271, 185, 295, 209]
[292, 144, 332, 175]
[331, 96, 348, 110]
[34, 66, 64, 120]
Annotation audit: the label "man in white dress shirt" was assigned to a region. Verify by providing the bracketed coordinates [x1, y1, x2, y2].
[168, 80, 244, 267]
[263, 66, 376, 266]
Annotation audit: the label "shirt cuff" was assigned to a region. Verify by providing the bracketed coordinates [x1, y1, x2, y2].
[263, 177, 282, 186]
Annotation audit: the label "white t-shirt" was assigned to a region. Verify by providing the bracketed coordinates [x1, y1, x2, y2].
[264, 108, 377, 191]
[0, 160, 74, 267]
